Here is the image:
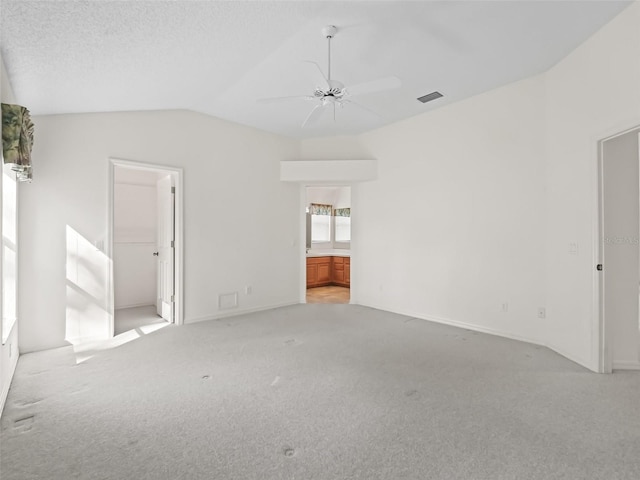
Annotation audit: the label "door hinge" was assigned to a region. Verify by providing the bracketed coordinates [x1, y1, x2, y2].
[171, 186, 175, 194]
[597, 264, 603, 271]
[171, 240, 174, 248]
[170, 295, 175, 302]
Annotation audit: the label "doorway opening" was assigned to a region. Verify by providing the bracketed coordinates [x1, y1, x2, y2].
[597, 126, 640, 372]
[304, 185, 351, 304]
[108, 159, 183, 337]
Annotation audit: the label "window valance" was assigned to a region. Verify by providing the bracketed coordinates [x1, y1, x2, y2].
[2, 103, 34, 182]
[334, 208, 350, 217]
[309, 203, 332, 216]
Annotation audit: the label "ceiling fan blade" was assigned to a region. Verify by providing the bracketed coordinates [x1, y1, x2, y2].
[301, 61, 331, 91]
[344, 76, 402, 97]
[257, 95, 315, 104]
[302, 104, 326, 128]
[342, 99, 381, 119]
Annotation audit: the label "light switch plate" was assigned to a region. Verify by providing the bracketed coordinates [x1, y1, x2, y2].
[568, 242, 578, 255]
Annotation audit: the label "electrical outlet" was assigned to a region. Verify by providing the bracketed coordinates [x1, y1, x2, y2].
[537, 307, 546, 319]
[501, 302, 509, 312]
[245, 285, 252, 295]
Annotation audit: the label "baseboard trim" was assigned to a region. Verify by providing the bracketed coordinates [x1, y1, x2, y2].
[422, 312, 546, 348]
[612, 360, 640, 371]
[130, 298, 602, 373]
[544, 342, 593, 372]
[361, 302, 596, 372]
[185, 301, 300, 325]
[365, 302, 546, 346]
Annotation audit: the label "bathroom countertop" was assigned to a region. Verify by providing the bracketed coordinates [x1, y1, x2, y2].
[306, 249, 350, 258]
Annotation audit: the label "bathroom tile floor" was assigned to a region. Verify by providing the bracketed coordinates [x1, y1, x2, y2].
[306, 286, 350, 304]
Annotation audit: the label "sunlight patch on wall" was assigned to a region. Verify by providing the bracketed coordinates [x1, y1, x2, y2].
[2, 166, 17, 343]
[65, 225, 111, 344]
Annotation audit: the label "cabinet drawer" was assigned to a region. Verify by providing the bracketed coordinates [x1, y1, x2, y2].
[307, 256, 331, 265]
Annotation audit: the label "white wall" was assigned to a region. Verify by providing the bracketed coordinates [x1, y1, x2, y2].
[297, 2, 640, 371]
[334, 187, 351, 209]
[306, 186, 350, 210]
[1, 53, 20, 413]
[299, 136, 373, 161]
[10, 1, 640, 369]
[19, 110, 300, 352]
[113, 167, 158, 309]
[306, 186, 339, 207]
[544, 0, 640, 369]
[353, 75, 548, 345]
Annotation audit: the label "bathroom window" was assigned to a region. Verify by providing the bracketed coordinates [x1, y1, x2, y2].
[335, 216, 351, 242]
[309, 203, 332, 244]
[334, 207, 351, 243]
[311, 214, 331, 243]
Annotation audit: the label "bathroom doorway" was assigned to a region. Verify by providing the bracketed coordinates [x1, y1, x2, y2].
[304, 186, 351, 304]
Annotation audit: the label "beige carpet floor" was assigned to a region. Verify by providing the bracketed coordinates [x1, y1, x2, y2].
[114, 305, 168, 336]
[1, 304, 639, 479]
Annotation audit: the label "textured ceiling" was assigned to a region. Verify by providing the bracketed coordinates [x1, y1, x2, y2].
[1, 1, 633, 139]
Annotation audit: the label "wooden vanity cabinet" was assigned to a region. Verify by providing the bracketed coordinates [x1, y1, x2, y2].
[345, 257, 350, 286]
[307, 256, 350, 288]
[306, 256, 332, 288]
[332, 256, 345, 284]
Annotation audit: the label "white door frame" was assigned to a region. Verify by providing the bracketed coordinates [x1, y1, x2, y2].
[299, 183, 356, 304]
[107, 157, 184, 336]
[594, 122, 640, 373]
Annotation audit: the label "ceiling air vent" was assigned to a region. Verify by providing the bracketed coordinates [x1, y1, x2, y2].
[417, 91, 443, 104]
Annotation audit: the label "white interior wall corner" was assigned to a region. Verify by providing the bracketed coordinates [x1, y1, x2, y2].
[355, 74, 549, 349]
[19, 111, 300, 352]
[9, 2, 640, 371]
[544, 0, 640, 371]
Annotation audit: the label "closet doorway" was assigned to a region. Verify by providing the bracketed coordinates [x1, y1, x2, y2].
[108, 159, 183, 336]
[598, 126, 640, 372]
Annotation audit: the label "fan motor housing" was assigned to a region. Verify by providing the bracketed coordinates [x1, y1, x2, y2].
[314, 79, 344, 98]
[322, 25, 337, 38]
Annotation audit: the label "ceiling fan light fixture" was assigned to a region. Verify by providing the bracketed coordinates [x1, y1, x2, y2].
[321, 25, 337, 39]
[258, 24, 402, 129]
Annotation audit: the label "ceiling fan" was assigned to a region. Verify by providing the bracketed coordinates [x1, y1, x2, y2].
[258, 25, 402, 128]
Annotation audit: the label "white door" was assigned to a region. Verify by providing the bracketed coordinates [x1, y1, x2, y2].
[600, 130, 640, 371]
[156, 175, 175, 321]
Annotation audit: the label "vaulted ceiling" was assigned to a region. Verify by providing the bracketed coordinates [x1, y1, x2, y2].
[1, 1, 632, 138]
